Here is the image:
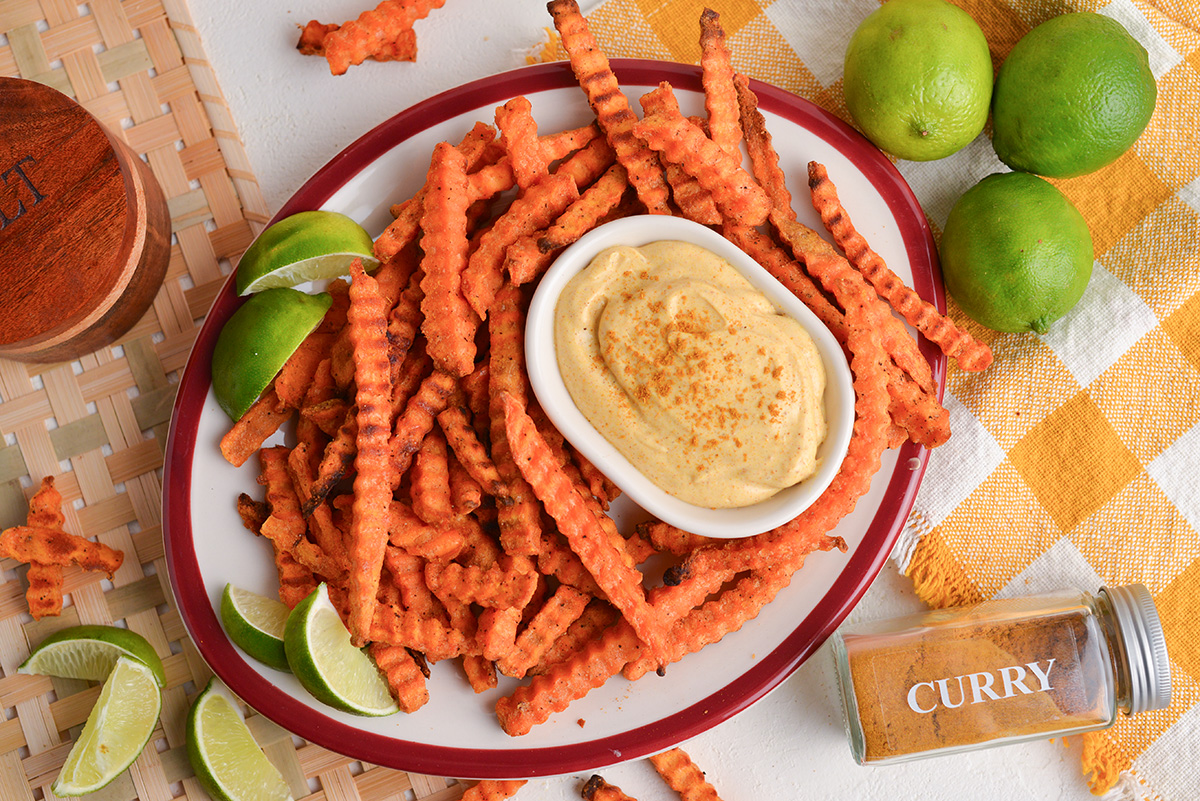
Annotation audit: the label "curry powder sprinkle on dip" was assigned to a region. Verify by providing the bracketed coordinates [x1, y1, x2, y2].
[554, 240, 827, 508]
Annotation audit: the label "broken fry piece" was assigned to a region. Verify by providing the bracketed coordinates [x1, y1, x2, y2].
[322, 0, 445, 75]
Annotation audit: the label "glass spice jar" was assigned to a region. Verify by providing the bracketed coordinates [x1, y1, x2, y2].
[830, 583, 1171, 765]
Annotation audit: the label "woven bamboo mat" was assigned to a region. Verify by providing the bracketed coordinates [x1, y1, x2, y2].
[0, 1, 468, 798]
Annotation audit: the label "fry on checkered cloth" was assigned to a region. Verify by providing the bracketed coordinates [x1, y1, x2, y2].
[808, 161, 993, 371]
[495, 96, 548, 190]
[649, 747, 725, 801]
[419, 142, 478, 378]
[634, 89, 771, 226]
[548, 0, 671, 215]
[699, 9, 740, 156]
[460, 780, 527, 801]
[346, 258, 396, 646]
[321, 0, 444, 75]
[582, 775, 636, 801]
[368, 642, 430, 712]
[502, 392, 670, 668]
[488, 283, 543, 556]
[220, 384, 290, 468]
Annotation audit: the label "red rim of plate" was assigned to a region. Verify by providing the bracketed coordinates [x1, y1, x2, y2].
[163, 58, 946, 779]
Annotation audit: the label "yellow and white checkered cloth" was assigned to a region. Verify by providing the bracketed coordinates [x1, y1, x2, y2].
[546, 0, 1200, 796]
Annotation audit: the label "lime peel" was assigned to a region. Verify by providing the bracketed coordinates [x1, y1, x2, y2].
[236, 210, 379, 296]
[20, 624, 167, 688]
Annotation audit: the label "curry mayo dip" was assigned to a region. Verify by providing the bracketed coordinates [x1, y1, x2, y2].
[554, 240, 828, 508]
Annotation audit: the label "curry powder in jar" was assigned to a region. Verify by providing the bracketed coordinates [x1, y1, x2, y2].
[831, 584, 1171, 765]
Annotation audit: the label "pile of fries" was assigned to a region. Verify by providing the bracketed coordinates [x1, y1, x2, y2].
[0, 476, 124, 620]
[221, 0, 991, 738]
[297, 0, 446, 75]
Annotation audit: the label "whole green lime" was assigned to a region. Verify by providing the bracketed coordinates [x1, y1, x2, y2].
[211, 287, 332, 421]
[940, 172, 1094, 334]
[991, 12, 1156, 177]
[843, 0, 993, 161]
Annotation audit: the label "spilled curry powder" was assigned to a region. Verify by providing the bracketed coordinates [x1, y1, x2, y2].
[840, 602, 1115, 763]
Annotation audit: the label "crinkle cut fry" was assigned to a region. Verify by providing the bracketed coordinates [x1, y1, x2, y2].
[375, 122, 496, 263]
[495, 95, 548, 189]
[723, 224, 846, 343]
[0, 526, 124, 576]
[298, 19, 416, 63]
[495, 618, 641, 736]
[526, 598, 617, 676]
[734, 72, 792, 220]
[699, 9, 741, 156]
[634, 95, 771, 226]
[367, 642, 429, 712]
[460, 779, 528, 801]
[419, 142, 478, 378]
[488, 283, 543, 557]
[639, 86, 719, 225]
[547, 0, 670, 215]
[322, 0, 445, 75]
[425, 556, 539, 610]
[519, 161, 628, 271]
[649, 747, 726, 801]
[24, 477, 65, 620]
[582, 775, 637, 801]
[496, 583, 590, 678]
[462, 171, 579, 319]
[346, 258, 396, 646]
[409, 427, 453, 524]
[808, 161, 993, 371]
[220, 384, 291, 468]
[437, 404, 506, 496]
[390, 369, 458, 486]
[501, 393, 670, 667]
[447, 450, 483, 515]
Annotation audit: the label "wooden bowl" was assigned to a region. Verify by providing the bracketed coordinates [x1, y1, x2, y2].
[0, 77, 171, 363]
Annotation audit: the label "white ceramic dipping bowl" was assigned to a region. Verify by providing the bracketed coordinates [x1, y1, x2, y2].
[525, 215, 855, 539]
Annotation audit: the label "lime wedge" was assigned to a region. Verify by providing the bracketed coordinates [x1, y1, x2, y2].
[235, 210, 379, 296]
[52, 656, 162, 796]
[211, 287, 332, 421]
[283, 584, 398, 717]
[20, 624, 166, 688]
[186, 678, 293, 801]
[221, 584, 291, 672]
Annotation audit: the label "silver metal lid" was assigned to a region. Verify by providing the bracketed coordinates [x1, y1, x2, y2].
[1101, 583, 1172, 714]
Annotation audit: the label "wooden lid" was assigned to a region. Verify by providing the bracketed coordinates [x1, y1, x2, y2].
[0, 77, 170, 363]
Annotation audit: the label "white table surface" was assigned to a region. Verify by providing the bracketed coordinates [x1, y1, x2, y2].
[189, 2, 1108, 798]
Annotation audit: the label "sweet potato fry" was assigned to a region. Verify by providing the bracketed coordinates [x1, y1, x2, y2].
[322, 0, 444, 75]
[387, 501, 467, 561]
[635, 91, 771, 226]
[220, 384, 291, 468]
[346, 258, 397, 645]
[502, 393, 669, 666]
[23, 477, 65, 619]
[0, 527, 123, 576]
[649, 747, 725, 801]
[448, 451, 483, 515]
[640, 86, 719, 224]
[298, 20, 416, 63]
[808, 162, 993, 371]
[438, 404, 506, 496]
[495, 96, 548, 190]
[533, 162, 629, 255]
[368, 642, 430, 712]
[460, 780, 527, 801]
[462, 171, 579, 318]
[375, 122, 497, 263]
[478, 605, 523, 663]
[370, 598, 469, 662]
[526, 599, 618, 677]
[495, 619, 640, 736]
[732, 73, 792, 220]
[699, 10, 740, 156]
[497, 584, 590, 678]
[463, 654, 498, 693]
[425, 554, 539, 610]
[391, 369, 458, 484]
[303, 407, 357, 516]
[582, 776, 636, 801]
[409, 428, 454, 524]
[548, 0, 670, 214]
[420, 142, 478, 377]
